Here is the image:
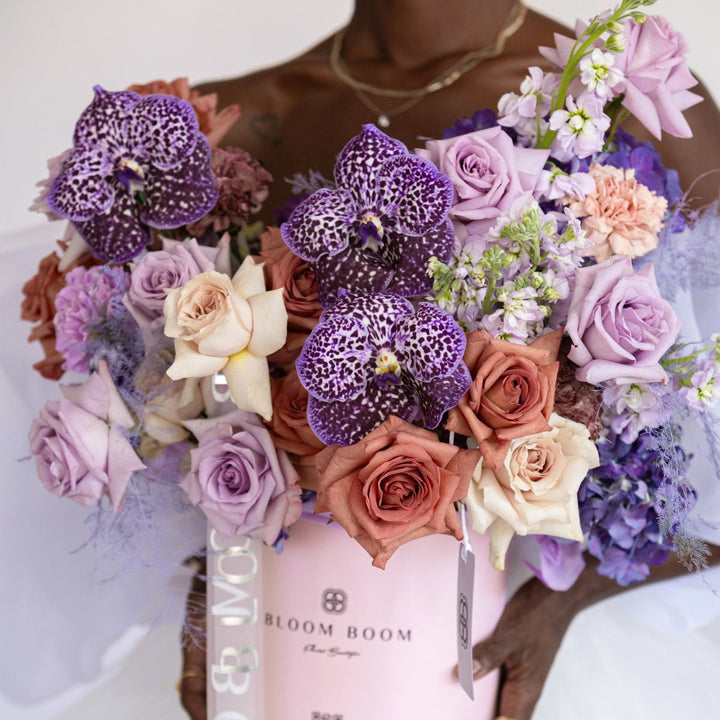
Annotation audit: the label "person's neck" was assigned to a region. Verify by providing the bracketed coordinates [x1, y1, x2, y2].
[344, 0, 520, 71]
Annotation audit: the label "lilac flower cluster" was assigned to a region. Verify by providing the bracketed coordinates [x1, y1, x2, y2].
[55, 265, 143, 393]
[579, 429, 695, 586]
[428, 203, 588, 342]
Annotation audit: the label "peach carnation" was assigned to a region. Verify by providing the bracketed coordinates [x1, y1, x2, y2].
[568, 163, 667, 262]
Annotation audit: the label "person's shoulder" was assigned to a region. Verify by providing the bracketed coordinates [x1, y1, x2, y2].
[195, 38, 335, 118]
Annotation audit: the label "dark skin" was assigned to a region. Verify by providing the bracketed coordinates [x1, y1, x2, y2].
[181, 1, 720, 718]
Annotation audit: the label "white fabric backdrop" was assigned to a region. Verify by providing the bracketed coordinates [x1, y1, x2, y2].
[2, 1, 720, 718]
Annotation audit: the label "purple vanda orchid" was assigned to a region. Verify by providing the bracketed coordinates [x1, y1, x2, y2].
[281, 125, 455, 305]
[296, 292, 471, 446]
[47, 86, 218, 263]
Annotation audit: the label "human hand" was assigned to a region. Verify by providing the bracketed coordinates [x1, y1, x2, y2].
[179, 560, 208, 720]
[471, 575, 576, 720]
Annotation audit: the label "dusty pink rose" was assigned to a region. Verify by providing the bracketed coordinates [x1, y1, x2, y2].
[266, 368, 325, 460]
[446, 329, 562, 471]
[28, 361, 145, 509]
[182, 410, 302, 543]
[314, 416, 469, 569]
[126, 77, 241, 147]
[565, 256, 681, 385]
[418, 127, 549, 234]
[568, 164, 666, 262]
[260, 227, 322, 333]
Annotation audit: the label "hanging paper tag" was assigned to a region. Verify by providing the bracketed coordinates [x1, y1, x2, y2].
[457, 505, 475, 700]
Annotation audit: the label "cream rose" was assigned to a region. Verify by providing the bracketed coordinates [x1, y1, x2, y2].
[465, 413, 599, 570]
[164, 257, 287, 420]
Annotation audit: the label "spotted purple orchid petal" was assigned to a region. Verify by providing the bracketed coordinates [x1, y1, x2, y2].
[141, 135, 218, 229]
[297, 291, 470, 445]
[313, 243, 396, 306]
[384, 220, 454, 298]
[376, 154, 453, 236]
[72, 86, 141, 151]
[307, 381, 418, 446]
[417, 364, 472, 430]
[395, 302, 467, 382]
[46, 86, 218, 263]
[334, 124, 407, 206]
[72, 190, 151, 263]
[295, 314, 372, 402]
[46, 147, 115, 221]
[321, 292, 413, 341]
[124, 94, 200, 171]
[280, 188, 356, 262]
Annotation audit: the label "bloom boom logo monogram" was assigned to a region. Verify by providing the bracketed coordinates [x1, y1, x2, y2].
[321, 588, 347, 615]
[458, 592, 469, 650]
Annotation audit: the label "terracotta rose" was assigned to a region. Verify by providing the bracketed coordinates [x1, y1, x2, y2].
[314, 416, 470, 569]
[446, 328, 562, 470]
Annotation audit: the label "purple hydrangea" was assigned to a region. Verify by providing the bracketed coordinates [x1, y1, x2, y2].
[47, 86, 218, 263]
[578, 429, 695, 586]
[281, 125, 454, 306]
[441, 109, 500, 139]
[296, 292, 471, 445]
[600, 127, 683, 209]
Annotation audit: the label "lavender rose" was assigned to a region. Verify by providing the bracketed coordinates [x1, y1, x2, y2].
[124, 236, 230, 328]
[182, 410, 302, 543]
[565, 257, 680, 385]
[28, 361, 145, 508]
[418, 126, 548, 232]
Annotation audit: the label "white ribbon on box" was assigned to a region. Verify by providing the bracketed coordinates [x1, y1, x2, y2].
[207, 517, 506, 720]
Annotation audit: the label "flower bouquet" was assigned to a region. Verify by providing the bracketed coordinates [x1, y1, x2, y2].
[21, 0, 720, 717]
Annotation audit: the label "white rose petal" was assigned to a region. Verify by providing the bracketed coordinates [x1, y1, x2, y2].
[247, 288, 288, 357]
[232, 255, 267, 299]
[224, 350, 274, 421]
[167, 338, 228, 380]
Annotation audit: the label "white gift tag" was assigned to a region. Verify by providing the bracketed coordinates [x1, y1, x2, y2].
[457, 504, 475, 700]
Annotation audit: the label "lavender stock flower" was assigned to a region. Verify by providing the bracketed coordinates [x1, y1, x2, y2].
[281, 125, 454, 305]
[47, 86, 218, 262]
[296, 292, 471, 445]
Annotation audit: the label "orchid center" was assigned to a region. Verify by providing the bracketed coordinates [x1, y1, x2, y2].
[358, 213, 385, 250]
[117, 158, 147, 198]
[374, 349, 402, 388]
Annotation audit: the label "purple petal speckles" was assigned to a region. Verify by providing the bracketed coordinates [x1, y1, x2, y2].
[396, 303, 466, 382]
[376, 155, 453, 236]
[282, 124, 454, 302]
[124, 94, 199, 170]
[386, 220, 454, 297]
[297, 291, 470, 445]
[141, 136, 218, 229]
[72, 86, 141, 151]
[280, 188, 355, 261]
[72, 190, 151, 264]
[46, 86, 218, 263]
[295, 314, 372, 402]
[417, 363, 472, 429]
[334, 124, 407, 204]
[47, 147, 115, 221]
[307, 381, 418, 446]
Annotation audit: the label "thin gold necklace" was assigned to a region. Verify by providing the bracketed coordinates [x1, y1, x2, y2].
[329, 0, 527, 127]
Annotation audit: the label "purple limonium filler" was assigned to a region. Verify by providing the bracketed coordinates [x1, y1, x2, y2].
[296, 291, 471, 445]
[281, 125, 455, 305]
[47, 86, 218, 263]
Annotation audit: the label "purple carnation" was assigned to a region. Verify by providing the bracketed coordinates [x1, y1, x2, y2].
[47, 86, 218, 262]
[55, 266, 131, 373]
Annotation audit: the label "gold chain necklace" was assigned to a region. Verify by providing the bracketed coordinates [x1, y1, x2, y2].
[329, 0, 527, 128]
